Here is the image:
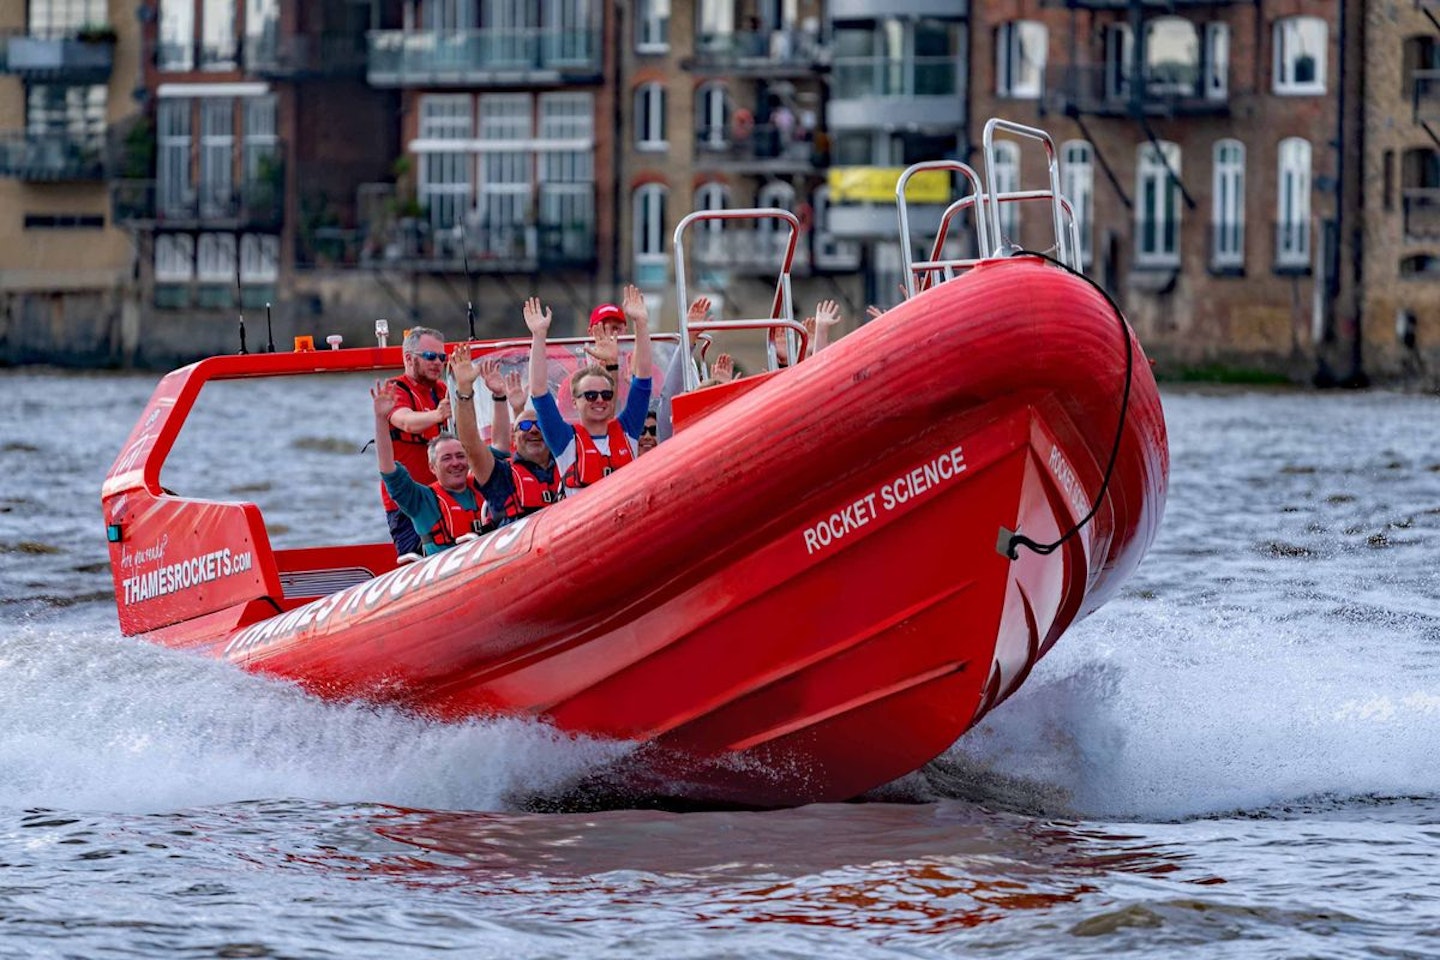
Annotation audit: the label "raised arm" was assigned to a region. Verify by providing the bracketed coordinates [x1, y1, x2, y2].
[447, 351, 497, 484]
[478, 358, 510, 451]
[623, 283, 652, 381]
[371, 379, 399, 474]
[524, 296, 553, 400]
[503, 369, 527, 419]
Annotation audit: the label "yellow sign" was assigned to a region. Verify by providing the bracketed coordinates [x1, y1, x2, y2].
[827, 167, 951, 204]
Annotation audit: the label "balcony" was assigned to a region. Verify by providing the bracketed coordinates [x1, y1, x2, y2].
[359, 218, 597, 272]
[1403, 189, 1440, 240]
[828, 55, 964, 131]
[112, 173, 284, 231]
[1048, 64, 1228, 119]
[830, 0, 967, 18]
[0, 133, 105, 181]
[0, 28, 115, 83]
[684, 28, 825, 77]
[691, 228, 811, 279]
[367, 28, 601, 86]
[247, 32, 367, 78]
[1038, 0, 1253, 7]
[695, 123, 825, 175]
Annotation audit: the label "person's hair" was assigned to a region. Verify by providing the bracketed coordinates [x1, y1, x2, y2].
[569, 365, 616, 395]
[644, 409, 658, 421]
[512, 409, 539, 430]
[426, 431, 460, 461]
[403, 326, 445, 353]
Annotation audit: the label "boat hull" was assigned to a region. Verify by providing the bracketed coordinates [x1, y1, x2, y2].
[104, 257, 1167, 807]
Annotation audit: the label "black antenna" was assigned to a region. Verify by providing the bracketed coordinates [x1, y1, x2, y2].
[265, 302, 276, 353]
[462, 244, 476, 340]
[235, 252, 247, 353]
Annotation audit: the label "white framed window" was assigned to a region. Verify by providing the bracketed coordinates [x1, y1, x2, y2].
[756, 180, 796, 266]
[477, 93, 533, 257]
[200, 0, 236, 70]
[197, 232, 236, 281]
[997, 21, 1047, 98]
[633, 183, 668, 287]
[1274, 17, 1326, 94]
[417, 94, 475, 232]
[155, 233, 195, 281]
[992, 139, 1021, 243]
[636, 0, 669, 52]
[1205, 22, 1230, 101]
[694, 180, 729, 263]
[812, 185, 861, 271]
[1143, 17, 1198, 95]
[425, 0, 475, 29]
[1105, 23, 1133, 101]
[243, 96, 278, 183]
[241, 234, 279, 282]
[543, 0, 589, 64]
[157, 99, 193, 218]
[1061, 140, 1094, 267]
[635, 83, 666, 150]
[1136, 141, 1181, 266]
[696, 82, 728, 149]
[697, 0, 734, 51]
[199, 99, 234, 218]
[1212, 139, 1245, 268]
[1277, 137, 1311, 267]
[158, 0, 194, 71]
[539, 92, 595, 249]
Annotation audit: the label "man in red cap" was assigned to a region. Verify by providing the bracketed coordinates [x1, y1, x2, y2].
[588, 302, 627, 339]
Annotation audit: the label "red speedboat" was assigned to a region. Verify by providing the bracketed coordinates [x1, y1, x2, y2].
[102, 120, 1168, 808]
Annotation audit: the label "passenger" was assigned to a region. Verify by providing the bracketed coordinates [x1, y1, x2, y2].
[379, 325, 450, 558]
[449, 351, 563, 526]
[526, 286, 652, 494]
[637, 410, 660, 455]
[810, 299, 842, 356]
[370, 379, 483, 558]
[709, 353, 737, 383]
[655, 295, 716, 440]
[769, 316, 816, 369]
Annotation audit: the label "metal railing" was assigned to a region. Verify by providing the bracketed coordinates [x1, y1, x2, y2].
[367, 28, 600, 84]
[1047, 64, 1229, 117]
[0, 132, 105, 181]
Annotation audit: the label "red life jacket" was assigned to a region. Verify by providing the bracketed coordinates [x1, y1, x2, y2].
[564, 420, 635, 490]
[421, 479, 486, 551]
[380, 376, 448, 511]
[497, 458, 563, 523]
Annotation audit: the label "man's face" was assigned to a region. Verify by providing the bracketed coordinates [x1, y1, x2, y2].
[512, 411, 550, 464]
[573, 375, 615, 420]
[406, 334, 446, 384]
[429, 439, 469, 490]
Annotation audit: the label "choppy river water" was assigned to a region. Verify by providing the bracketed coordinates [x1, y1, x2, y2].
[1, 369, 1438, 959]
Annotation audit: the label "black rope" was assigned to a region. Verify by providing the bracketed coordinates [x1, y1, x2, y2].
[1003, 250, 1135, 561]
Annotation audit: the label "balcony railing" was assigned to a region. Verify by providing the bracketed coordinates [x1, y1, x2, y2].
[112, 174, 284, 230]
[1039, 0, 1254, 7]
[0, 28, 115, 82]
[1048, 64, 1229, 118]
[691, 228, 810, 278]
[357, 218, 597, 272]
[687, 28, 824, 74]
[830, 55, 959, 99]
[0, 133, 105, 181]
[1403, 189, 1440, 239]
[695, 122, 824, 171]
[246, 32, 367, 78]
[367, 28, 601, 86]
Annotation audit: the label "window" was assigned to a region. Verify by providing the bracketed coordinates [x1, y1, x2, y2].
[158, 0, 194, 71]
[243, 96, 278, 183]
[992, 140, 1021, 243]
[1400, 254, 1440, 278]
[199, 99, 234, 218]
[633, 183, 668, 287]
[1144, 18, 1198, 95]
[241, 234, 279, 282]
[28, 1, 105, 34]
[1276, 137, 1310, 267]
[1403, 36, 1440, 101]
[812, 186, 861, 271]
[25, 83, 105, 144]
[417, 95, 474, 232]
[694, 180, 729, 263]
[756, 180, 796, 266]
[1136, 141, 1181, 266]
[155, 233, 195, 282]
[1061, 140, 1094, 267]
[1274, 17, 1326, 94]
[635, 83, 666, 150]
[478, 93, 532, 257]
[696, 82, 728, 149]
[997, 21, 1046, 98]
[697, 0, 734, 51]
[539, 92, 595, 258]
[157, 99, 192, 217]
[637, 0, 669, 52]
[1211, 139, 1245, 269]
[197, 233, 236, 282]
[543, 0, 589, 64]
[1205, 23, 1230, 101]
[1105, 23, 1133, 101]
[200, 0, 236, 70]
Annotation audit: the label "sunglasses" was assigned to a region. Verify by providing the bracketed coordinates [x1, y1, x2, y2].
[641, 425, 658, 437]
[410, 350, 445, 362]
[575, 390, 615, 402]
[515, 419, 540, 433]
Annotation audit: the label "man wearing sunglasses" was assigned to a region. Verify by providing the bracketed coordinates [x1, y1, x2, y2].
[637, 411, 660, 455]
[379, 326, 452, 558]
[448, 352, 563, 527]
[526, 284, 653, 494]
